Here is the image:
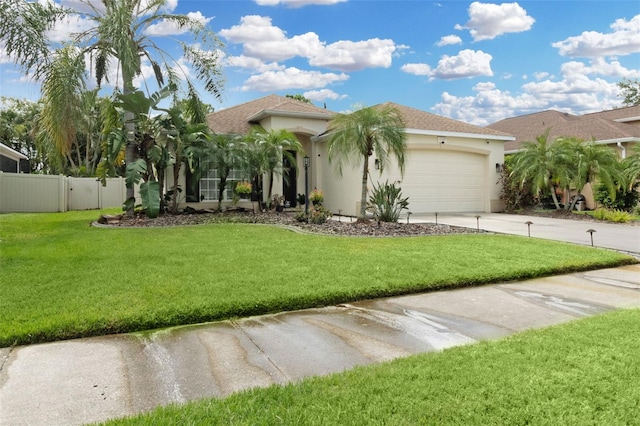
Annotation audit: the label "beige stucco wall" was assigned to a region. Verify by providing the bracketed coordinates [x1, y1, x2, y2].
[314, 132, 505, 216]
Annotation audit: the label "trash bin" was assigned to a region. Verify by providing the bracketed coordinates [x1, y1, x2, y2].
[576, 200, 584, 211]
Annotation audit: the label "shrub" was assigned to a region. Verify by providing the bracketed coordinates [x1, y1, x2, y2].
[499, 156, 536, 212]
[607, 209, 632, 223]
[592, 208, 609, 220]
[594, 181, 640, 212]
[309, 188, 324, 204]
[309, 205, 332, 224]
[367, 180, 409, 222]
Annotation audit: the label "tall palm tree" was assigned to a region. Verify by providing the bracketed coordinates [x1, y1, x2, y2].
[510, 130, 572, 210]
[245, 126, 303, 202]
[1, 0, 224, 215]
[327, 104, 407, 221]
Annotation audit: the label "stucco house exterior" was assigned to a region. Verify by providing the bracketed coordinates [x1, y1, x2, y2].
[179, 95, 514, 216]
[487, 105, 640, 209]
[0, 142, 28, 173]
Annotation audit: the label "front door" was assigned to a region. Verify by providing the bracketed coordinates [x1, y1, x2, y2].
[283, 151, 297, 207]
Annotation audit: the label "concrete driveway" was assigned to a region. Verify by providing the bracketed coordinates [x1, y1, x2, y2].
[2, 264, 640, 426]
[411, 212, 640, 256]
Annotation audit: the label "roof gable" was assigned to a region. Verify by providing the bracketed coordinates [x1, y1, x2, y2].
[207, 94, 335, 135]
[379, 102, 513, 139]
[487, 108, 640, 151]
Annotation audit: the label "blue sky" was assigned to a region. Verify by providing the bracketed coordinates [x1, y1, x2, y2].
[1, 0, 639, 125]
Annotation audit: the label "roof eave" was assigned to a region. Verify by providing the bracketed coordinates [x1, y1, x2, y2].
[0, 142, 28, 160]
[405, 128, 515, 141]
[247, 109, 335, 123]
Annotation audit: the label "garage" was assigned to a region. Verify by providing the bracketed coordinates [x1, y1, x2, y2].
[394, 149, 487, 213]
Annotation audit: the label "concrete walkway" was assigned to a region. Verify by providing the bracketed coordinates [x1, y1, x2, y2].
[1, 264, 640, 426]
[411, 213, 640, 255]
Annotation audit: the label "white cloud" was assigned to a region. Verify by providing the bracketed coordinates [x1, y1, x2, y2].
[533, 71, 550, 81]
[400, 63, 432, 76]
[240, 67, 348, 91]
[552, 14, 640, 57]
[436, 35, 462, 47]
[309, 38, 396, 71]
[219, 15, 285, 43]
[431, 49, 493, 80]
[145, 11, 213, 36]
[456, 1, 535, 41]
[254, 0, 347, 7]
[220, 15, 398, 72]
[225, 55, 285, 72]
[303, 89, 347, 102]
[432, 67, 624, 126]
[46, 14, 96, 42]
[560, 58, 640, 79]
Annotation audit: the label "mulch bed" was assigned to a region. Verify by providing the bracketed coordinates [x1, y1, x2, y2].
[96, 209, 480, 237]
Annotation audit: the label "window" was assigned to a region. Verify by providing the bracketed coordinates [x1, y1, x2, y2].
[199, 168, 247, 201]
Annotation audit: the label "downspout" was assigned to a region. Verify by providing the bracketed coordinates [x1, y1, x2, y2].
[617, 141, 626, 159]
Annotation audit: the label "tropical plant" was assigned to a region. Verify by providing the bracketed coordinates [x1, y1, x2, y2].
[309, 205, 332, 224]
[564, 138, 622, 211]
[510, 130, 573, 210]
[623, 145, 640, 190]
[594, 181, 640, 212]
[498, 155, 535, 212]
[327, 104, 407, 221]
[206, 134, 245, 211]
[0, 97, 45, 173]
[0, 0, 224, 215]
[235, 181, 252, 195]
[245, 126, 303, 202]
[367, 180, 409, 223]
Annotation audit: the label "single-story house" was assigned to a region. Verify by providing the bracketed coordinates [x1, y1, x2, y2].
[487, 105, 640, 158]
[0, 142, 28, 173]
[177, 94, 514, 215]
[486, 105, 640, 209]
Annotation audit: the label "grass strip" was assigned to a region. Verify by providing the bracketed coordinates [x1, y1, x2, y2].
[105, 308, 640, 425]
[0, 210, 634, 346]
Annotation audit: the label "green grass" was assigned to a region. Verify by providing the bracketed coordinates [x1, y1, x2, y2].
[0, 210, 635, 347]
[105, 308, 640, 425]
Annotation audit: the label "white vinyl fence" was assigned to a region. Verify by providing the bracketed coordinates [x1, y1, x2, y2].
[0, 173, 130, 213]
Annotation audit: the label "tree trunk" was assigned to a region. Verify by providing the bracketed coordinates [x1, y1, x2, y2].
[358, 155, 370, 222]
[549, 184, 561, 210]
[171, 162, 181, 214]
[123, 68, 136, 217]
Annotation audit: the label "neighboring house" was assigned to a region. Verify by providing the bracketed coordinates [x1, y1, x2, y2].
[487, 105, 640, 158]
[487, 105, 640, 209]
[0, 142, 28, 173]
[178, 94, 514, 215]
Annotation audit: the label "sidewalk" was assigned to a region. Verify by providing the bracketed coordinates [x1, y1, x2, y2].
[2, 264, 640, 426]
[411, 213, 640, 255]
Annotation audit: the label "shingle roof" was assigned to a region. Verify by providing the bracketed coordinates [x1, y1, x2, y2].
[206, 94, 335, 135]
[380, 102, 513, 139]
[487, 108, 640, 152]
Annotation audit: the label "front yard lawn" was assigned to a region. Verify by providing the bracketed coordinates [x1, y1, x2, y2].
[0, 210, 634, 347]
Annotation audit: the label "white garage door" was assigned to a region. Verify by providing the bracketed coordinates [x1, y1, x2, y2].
[397, 150, 486, 213]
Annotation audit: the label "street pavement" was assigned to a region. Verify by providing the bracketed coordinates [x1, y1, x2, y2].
[1, 214, 639, 425]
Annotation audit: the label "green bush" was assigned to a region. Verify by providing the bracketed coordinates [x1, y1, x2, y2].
[607, 209, 632, 223]
[499, 155, 536, 212]
[309, 205, 332, 224]
[594, 181, 640, 212]
[591, 208, 632, 223]
[367, 180, 409, 222]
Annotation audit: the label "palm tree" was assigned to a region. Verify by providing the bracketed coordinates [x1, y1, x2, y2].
[567, 139, 622, 210]
[327, 104, 407, 221]
[1, 0, 224, 215]
[623, 145, 640, 190]
[510, 130, 572, 210]
[206, 134, 245, 212]
[245, 126, 303, 203]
